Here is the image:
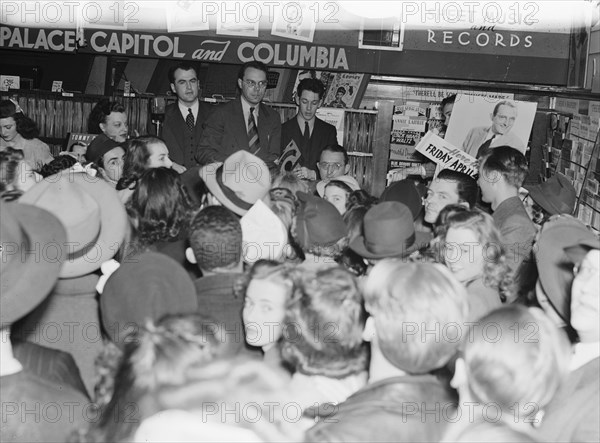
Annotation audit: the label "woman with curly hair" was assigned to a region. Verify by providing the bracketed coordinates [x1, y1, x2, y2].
[123, 167, 194, 269]
[0, 100, 53, 169]
[440, 209, 513, 321]
[0, 147, 42, 201]
[88, 99, 129, 142]
[116, 135, 186, 202]
[239, 260, 299, 369]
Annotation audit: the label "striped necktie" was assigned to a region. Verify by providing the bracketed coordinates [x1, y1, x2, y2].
[248, 107, 260, 154]
[186, 108, 195, 131]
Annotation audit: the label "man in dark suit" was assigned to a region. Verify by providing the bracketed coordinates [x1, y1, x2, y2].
[162, 62, 212, 168]
[281, 78, 338, 180]
[197, 61, 281, 166]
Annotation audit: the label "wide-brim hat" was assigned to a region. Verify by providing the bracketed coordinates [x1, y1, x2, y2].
[241, 200, 288, 264]
[1, 201, 67, 325]
[199, 151, 271, 217]
[316, 175, 361, 198]
[295, 191, 348, 249]
[535, 215, 598, 322]
[379, 179, 424, 220]
[100, 251, 198, 349]
[564, 236, 600, 265]
[525, 173, 576, 216]
[20, 171, 128, 278]
[350, 201, 430, 259]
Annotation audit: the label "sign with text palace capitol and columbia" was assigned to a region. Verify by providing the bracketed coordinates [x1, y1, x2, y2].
[0, 22, 572, 85]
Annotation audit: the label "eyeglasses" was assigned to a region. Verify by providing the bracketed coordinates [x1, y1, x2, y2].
[319, 162, 343, 170]
[243, 80, 267, 90]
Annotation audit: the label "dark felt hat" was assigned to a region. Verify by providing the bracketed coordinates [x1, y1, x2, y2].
[379, 179, 423, 220]
[100, 252, 198, 349]
[350, 201, 430, 259]
[86, 134, 127, 164]
[0, 200, 67, 326]
[295, 191, 347, 249]
[535, 216, 598, 323]
[525, 173, 576, 216]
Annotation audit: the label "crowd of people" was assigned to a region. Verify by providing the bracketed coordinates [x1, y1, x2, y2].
[0, 60, 598, 443]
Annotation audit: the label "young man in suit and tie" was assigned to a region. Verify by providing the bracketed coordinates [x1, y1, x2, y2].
[282, 78, 338, 180]
[197, 61, 282, 167]
[162, 62, 212, 168]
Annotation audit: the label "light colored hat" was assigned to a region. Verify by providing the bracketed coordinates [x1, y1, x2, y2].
[1, 201, 67, 325]
[20, 171, 128, 278]
[199, 151, 271, 216]
[241, 200, 288, 264]
[316, 175, 361, 197]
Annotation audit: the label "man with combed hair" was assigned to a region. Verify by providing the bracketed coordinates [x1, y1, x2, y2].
[197, 61, 281, 167]
[462, 100, 525, 158]
[186, 206, 251, 357]
[423, 169, 478, 225]
[281, 78, 337, 180]
[162, 62, 212, 168]
[306, 261, 468, 442]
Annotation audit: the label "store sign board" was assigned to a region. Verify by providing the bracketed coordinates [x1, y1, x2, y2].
[0, 24, 572, 84]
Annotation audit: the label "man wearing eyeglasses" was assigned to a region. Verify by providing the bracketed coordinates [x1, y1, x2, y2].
[163, 62, 212, 169]
[317, 144, 351, 181]
[197, 61, 281, 167]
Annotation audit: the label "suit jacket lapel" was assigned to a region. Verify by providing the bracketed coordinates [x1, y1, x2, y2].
[233, 99, 249, 149]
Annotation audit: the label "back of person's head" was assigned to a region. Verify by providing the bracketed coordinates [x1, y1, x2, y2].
[436, 169, 478, 208]
[480, 146, 528, 189]
[272, 172, 309, 194]
[346, 189, 378, 212]
[168, 62, 199, 84]
[39, 154, 77, 178]
[127, 167, 192, 246]
[237, 60, 268, 81]
[88, 98, 126, 134]
[281, 266, 368, 377]
[321, 144, 349, 165]
[188, 205, 242, 272]
[297, 77, 326, 100]
[88, 312, 223, 442]
[363, 261, 468, 374]
[0, 148, 25, 200]
[462, 305, 570, 420]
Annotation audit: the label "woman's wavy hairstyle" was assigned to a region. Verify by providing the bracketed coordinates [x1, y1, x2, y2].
[88, 98, 126, 134]
[117, 135, 165, 191]
[79, 313, 224, 443]
[0, 147, 25, 201]
[126, 167, 193, 248]
[440, 209, 515, 302]
[280, 266, 368, 378]
[0, 100, 40, 139]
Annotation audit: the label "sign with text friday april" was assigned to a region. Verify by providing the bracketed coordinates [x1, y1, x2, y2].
[415, 132, 478, 179]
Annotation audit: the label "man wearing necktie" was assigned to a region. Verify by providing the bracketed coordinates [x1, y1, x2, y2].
[197, 61, 281, 168]
[162, 62, 212, 169]
[461, 100, 526, 158]
[281, 78, 338, 180]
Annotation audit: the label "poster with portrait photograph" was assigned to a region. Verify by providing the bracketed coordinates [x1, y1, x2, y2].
[216, 17, 259, 38]
[167, 1, 210, 32]
[445, 95, 537, 158]
[271, 3, 316, 42]
[322, 73, 369, 110]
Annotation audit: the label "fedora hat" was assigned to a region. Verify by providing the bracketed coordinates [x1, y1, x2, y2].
[535, 215, 598, 323]
[525, 173, 576, 216]
[350, 201, 430, 259]
[1, 200, 67, 325]
[295, 191, 348, 250]
[379, 179, 424, 220]
[316, 175, 361, 198]
[100, 251, 198, 349]
[241, 199, 288, 264]
[199, 151, 271, 216]
[20, 171, 128, 278]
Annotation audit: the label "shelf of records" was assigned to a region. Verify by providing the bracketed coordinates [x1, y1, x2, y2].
[0, 90, 152, 155]
[545, 112, 600, 230]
